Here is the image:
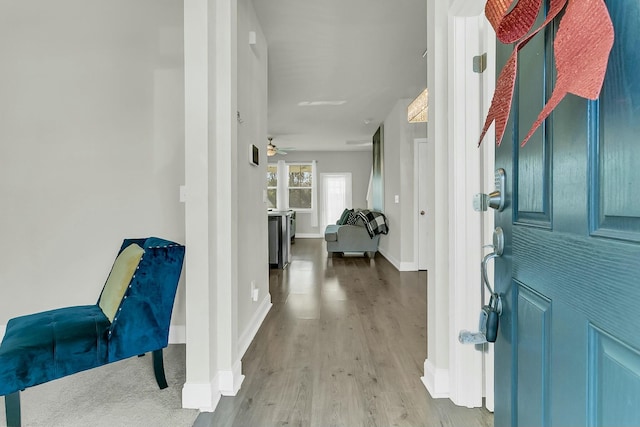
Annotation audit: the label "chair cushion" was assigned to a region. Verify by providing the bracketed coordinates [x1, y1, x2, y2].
[106, 238, 185, 361]
[98, 243, 145, 322]
[0, 305, 110, 396]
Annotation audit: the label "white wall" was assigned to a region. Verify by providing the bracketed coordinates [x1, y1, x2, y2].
[378, 100, 427, 270]
[236, 0, 270, 355]
[271, 150, 372, 237]
[0, 0, 185, 326]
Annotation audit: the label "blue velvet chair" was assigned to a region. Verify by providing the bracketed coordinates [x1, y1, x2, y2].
[0, 237, 185, 427]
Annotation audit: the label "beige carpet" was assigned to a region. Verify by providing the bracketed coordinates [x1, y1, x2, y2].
[0, 345, 199, 427]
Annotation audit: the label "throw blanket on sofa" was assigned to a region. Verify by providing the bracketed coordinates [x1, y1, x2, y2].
[357, 210, 389, 238]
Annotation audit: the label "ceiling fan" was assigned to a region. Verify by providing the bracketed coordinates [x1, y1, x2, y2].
[266, 137, 290, 156]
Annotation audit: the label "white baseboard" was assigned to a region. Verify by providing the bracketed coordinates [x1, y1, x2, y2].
[421, 358, 450, 399]
[378, 248, 418, 272]
[294, 233, 323, 238]
[218, 359, 244, 396]
[182, 378, 222, 412]
[399, 261, 418, 271]
[378, 247, 398, 269]
[169, 325, 186, 344]
[238, 293, 272, 358]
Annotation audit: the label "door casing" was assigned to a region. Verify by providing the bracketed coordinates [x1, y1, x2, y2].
[422, 0, 496, 410]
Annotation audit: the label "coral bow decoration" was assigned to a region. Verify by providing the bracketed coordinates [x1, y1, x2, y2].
[485, 0, 542, 43]
[478, 0, 615, 147]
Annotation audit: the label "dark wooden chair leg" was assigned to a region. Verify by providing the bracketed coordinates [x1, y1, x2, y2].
[152, 349, 168, 389]
[5, 391, 21, 427]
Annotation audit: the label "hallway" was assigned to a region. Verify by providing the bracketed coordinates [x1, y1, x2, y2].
[197, 239, 493, 426]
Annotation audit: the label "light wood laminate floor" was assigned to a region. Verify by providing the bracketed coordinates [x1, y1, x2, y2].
[195, 239, 493, 427]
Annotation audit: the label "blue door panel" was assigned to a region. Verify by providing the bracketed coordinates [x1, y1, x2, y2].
[514, 8, 553, 227]
[516, 283, 551, 427]
[589, 3, 640, 241]
[589, 326, 640, 427]
[590, 59, 640, 241]
[514, 127, 552, 227]
[546, 92, 589, 234]
[549, 301, 588, 426]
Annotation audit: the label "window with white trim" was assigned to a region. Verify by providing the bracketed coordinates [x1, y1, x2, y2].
[287, 163, 313, 211]
[266, 162, 315, 211]
[266, 164, 278, 209]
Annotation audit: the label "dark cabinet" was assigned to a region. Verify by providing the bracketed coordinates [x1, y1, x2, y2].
[268, 211, 291, 269]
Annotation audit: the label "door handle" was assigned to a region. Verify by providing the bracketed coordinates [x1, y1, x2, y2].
[481, 227, 503, 311]
[459, 227, 504, 345]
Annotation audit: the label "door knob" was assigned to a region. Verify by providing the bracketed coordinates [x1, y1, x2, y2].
[420, 210, 425, 215]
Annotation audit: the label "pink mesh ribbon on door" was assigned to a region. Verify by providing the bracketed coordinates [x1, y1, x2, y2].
[478, 0, 615, 147]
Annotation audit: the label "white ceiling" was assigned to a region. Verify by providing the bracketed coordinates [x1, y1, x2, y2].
[251, 0, 427, 152]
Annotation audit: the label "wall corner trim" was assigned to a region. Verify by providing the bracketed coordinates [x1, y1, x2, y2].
[399, 261, 418, 272]
[169, 325, 186, 344]
[182, 378, 221, 412]
[421, 358, 450, 399]
[218, 359, 244, 396]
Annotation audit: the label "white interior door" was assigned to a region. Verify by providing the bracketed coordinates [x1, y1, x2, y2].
[320, 173, 352, 231]
[416, 140, 431, 271]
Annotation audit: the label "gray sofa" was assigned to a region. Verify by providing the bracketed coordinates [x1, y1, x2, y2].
[324, 214, 380, 256]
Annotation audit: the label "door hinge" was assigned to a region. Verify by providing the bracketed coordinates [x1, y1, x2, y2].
[473, 53, 487, 73]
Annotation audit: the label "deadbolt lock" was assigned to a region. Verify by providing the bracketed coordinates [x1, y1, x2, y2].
[473, 168, 506, 212]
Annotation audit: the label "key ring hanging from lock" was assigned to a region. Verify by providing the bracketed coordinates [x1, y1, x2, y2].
[482, 227, 504, 315]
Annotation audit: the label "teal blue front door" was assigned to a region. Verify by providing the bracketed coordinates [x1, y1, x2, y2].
[494, 2, 640, 426]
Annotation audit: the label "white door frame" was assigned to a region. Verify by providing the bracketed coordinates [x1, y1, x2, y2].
[448, 1, 497, 409]
[422, 0, 496, 410]
[447, 6, 484, 408]
[480, 13, 497, 413]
